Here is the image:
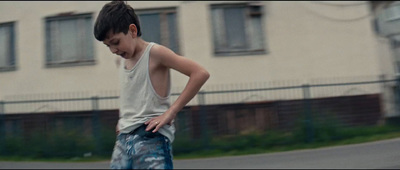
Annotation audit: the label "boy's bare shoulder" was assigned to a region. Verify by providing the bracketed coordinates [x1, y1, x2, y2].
[150, 43, 174, 55]
[149, 43, 180, 61]
[148, 43, 193, 72]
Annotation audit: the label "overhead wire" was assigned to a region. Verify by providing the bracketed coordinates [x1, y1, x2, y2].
[311, 1, 368, 7]
[297, 1, 372, 22]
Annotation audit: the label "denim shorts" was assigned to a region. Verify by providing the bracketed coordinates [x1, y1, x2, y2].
[110, 125, 173, 169]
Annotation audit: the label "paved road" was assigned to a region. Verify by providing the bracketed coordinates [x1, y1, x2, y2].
[1, 137, 399, 169]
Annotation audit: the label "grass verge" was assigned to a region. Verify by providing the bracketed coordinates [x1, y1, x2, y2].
[1, 124, 400, 162]
[173, 131, 400, 160]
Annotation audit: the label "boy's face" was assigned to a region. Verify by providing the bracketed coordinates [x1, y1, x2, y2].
[102, 25, 138, 59]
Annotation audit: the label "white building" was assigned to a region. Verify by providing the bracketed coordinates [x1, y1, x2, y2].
[0, 1, 398, 116]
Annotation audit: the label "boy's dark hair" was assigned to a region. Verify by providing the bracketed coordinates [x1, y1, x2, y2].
[94, 1, 142, 41]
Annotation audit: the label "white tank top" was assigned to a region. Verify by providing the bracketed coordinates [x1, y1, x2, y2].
[118, 42, 175, 142]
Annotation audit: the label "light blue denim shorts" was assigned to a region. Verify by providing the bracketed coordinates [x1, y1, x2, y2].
[110, 124, 173, 169]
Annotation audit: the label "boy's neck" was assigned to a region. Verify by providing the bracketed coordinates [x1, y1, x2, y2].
[130, 38, 149, 61]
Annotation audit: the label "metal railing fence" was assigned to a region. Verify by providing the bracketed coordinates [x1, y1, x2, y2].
[0, 75, 399, 158]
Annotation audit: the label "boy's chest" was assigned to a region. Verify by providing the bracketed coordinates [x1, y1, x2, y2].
[124, 58, 159, 72]
[124, 60, 138, 71]
[123, 58, 169, 97]
[123, 57, 167, 82]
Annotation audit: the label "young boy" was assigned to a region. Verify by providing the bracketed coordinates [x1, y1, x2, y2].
[94, 1, 210, 169]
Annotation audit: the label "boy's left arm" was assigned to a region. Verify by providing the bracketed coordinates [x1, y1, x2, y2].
[145, 45, 210, 132]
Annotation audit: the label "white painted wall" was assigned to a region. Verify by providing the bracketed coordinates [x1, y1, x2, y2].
[0, 1, 394, 113]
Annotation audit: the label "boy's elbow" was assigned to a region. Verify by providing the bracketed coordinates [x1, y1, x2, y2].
[201, 69, 210, 81]
[191, 68, 210, 82]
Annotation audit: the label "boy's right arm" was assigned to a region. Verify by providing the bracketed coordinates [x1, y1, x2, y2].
[145, 44, 210, 132]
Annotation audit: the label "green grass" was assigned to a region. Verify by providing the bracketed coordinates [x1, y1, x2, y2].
[0, 126, 115, 162]
[172, 123, 400, 160]
[173, 130, 400, 160]
[1, 123, 400, 162]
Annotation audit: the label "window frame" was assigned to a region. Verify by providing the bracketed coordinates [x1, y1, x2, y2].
[44, 13, 95, 68]
[0, 21, 16, 72]
[135, 7, 181, 55]
[210, 3, 267, 57]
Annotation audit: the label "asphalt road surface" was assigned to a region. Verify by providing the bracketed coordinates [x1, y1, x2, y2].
[1, 137, 399, 169]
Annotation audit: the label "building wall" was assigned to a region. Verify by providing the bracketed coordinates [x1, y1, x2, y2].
[0, 1, 387, 102]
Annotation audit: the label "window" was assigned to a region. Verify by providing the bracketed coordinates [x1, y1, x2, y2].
[390, 35, 400, 73]
[0, 22, 16, 71]
[211, 3, 265, 56]
[45, 13, 94, 67]
[137, 8, 180, 54]
[384, 5, 400, 21]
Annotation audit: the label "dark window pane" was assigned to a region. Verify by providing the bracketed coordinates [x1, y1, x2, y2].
[0, 25, 11, 67]
[0, 23, 15, 69]
[224, 7, 246, 49]
[211, 4, 265, 56]
[167, 13, 179, 53]
[212, 8, 227, 51]
[139, 14, 161, 44]
[45, 14, 94, 66]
